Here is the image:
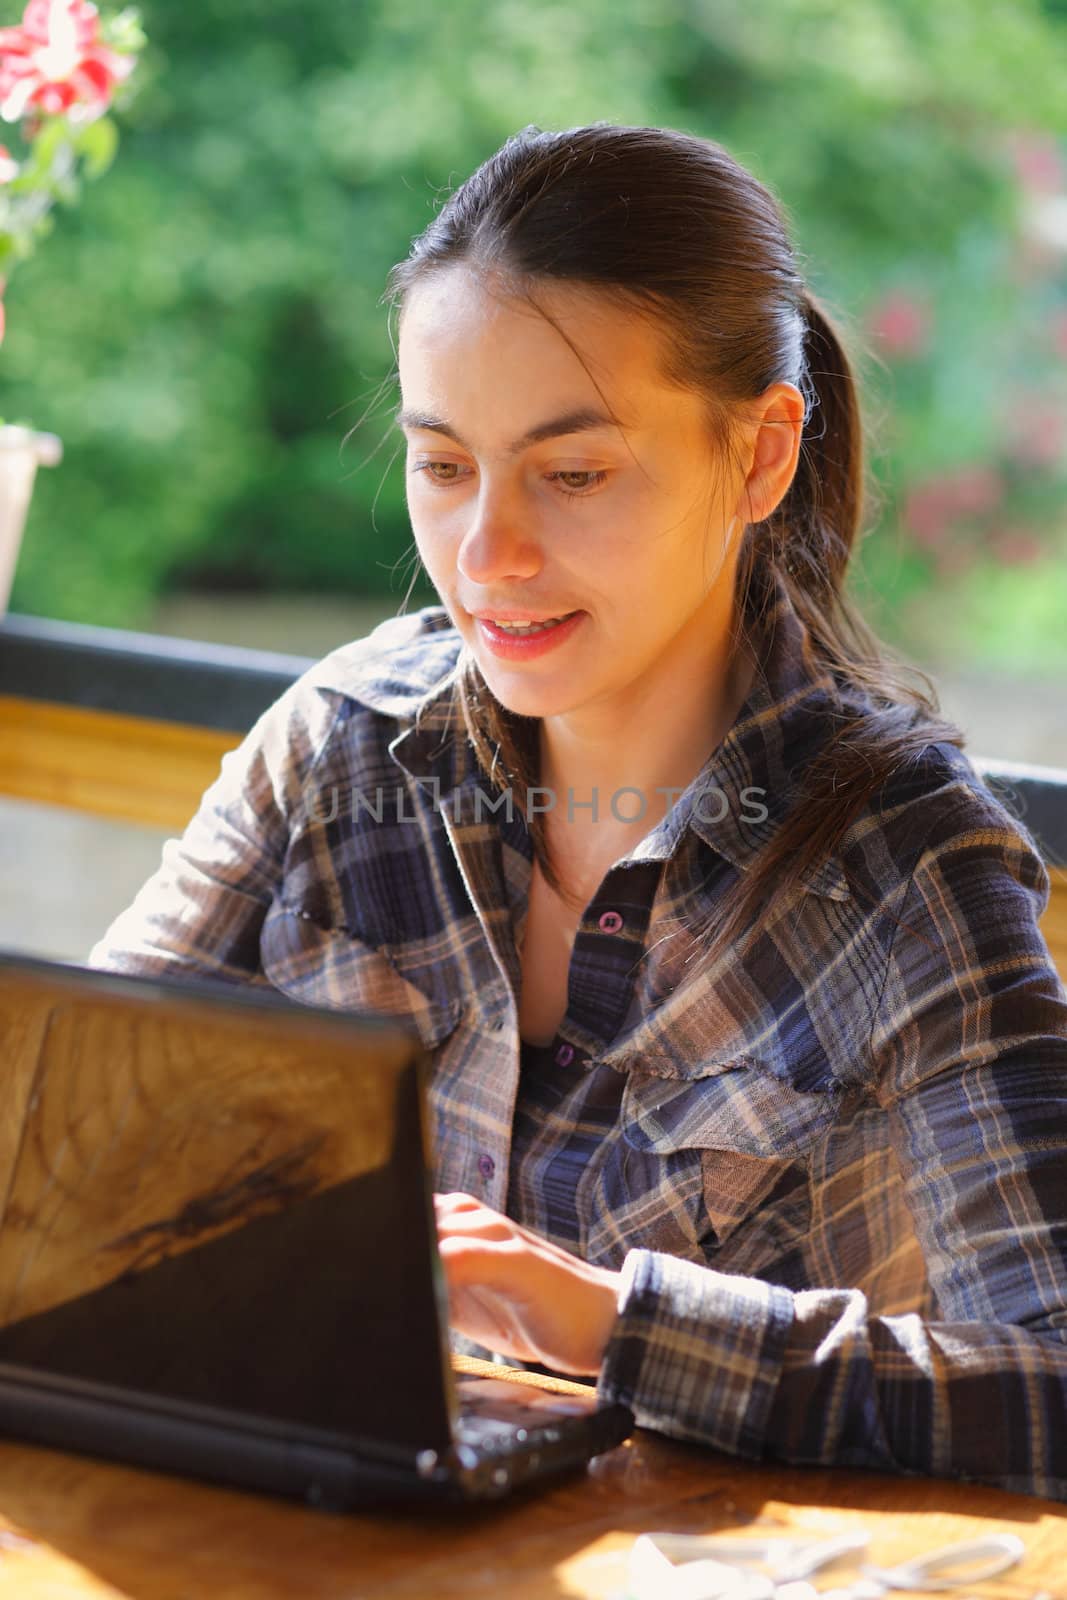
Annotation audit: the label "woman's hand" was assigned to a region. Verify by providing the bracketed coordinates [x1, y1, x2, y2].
[434, 1192, 622, 1377]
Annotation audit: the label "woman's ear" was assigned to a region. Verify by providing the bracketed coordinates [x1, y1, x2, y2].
[737, 382, 805, 526]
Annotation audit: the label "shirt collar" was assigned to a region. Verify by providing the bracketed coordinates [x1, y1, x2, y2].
[320, 570, 852, 903]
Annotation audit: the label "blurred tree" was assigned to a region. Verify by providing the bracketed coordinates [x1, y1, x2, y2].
[1, 0, 1065, 666]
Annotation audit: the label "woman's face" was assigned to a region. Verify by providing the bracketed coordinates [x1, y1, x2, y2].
[397, 265, 761, 724]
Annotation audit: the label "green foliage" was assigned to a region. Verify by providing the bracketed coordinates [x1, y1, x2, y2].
[73, 116, 119, 180]
[3, 0, 1066, 663]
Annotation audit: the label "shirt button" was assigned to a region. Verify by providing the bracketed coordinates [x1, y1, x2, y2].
[598, 910, 624, 934]
[477, 1153, 495, 1181]
[555, 1042, 574, 1066]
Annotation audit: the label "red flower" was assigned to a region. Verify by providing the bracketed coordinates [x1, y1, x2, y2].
[902, 466, 1005, 547]
[989, 528, 1044, 567]
[903, 480, 953, 548]
[931, 540, 977, 581]
[0, 142, 17, 181]
[866, 290, 932, 358]
[1052, 311, 1067, 361]
[1004, 398, 1066, 467]
[0, 0, 134, 124]
[945, 464, 1005, 517]
[1004, 131, 1065, 197]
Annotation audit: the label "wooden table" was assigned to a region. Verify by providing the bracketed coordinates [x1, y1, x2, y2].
[0, 1357, 1061, 1599]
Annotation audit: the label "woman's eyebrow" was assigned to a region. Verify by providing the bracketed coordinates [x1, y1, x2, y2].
[394, 405, 626, 456]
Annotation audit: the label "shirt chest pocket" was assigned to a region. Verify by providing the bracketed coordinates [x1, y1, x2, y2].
[582, 1058, 841, 1276]
[259, 900, 464, 1052]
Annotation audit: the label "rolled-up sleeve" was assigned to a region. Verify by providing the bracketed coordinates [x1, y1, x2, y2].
[598, 795, 1067, 1500]
[87, 674, 341, 985]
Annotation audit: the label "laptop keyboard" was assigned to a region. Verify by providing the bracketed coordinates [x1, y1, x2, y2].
[405, 1376, 633, 1494]
[453, 1376, 598, 1457]
[454, 1411, 545, 1453]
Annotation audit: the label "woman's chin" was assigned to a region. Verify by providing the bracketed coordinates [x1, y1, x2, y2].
[477, 666, 580, 721]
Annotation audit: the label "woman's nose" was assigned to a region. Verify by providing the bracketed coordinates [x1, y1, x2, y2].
[456, 498, 542, 585]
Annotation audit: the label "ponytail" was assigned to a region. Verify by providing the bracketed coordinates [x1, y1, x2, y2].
[762, 291, 863, 602]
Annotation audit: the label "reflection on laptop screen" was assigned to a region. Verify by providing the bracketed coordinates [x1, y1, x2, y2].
[0, 965, 454, 1453]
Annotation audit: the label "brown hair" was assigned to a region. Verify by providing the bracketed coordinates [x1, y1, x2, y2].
[383, 122, 965, 957]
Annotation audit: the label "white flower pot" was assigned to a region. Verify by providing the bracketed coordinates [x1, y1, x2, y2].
[0, 425, 62, 615]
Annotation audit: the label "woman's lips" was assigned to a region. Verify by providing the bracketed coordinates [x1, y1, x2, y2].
[475, 611, 585, 660]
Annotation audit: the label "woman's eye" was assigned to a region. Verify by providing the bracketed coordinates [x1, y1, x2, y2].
[413, 460, 466, 484]
[410, 461, 607, 497]
[547, 469, 608, 497]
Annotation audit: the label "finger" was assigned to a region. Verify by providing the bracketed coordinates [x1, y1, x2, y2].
[437, 1211, 515, 1244]
[438, 1235, 531, 1286]
[433, 1191, 483, 1215]
[434, 1194, 539, 1241]
[446, 1281, 539, 1362]
[434, 1194, 517, 1239]
[433, 1197, 591, 1269]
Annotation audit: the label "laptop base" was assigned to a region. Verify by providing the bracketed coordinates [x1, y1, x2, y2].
[0, 1364, 633, 1507]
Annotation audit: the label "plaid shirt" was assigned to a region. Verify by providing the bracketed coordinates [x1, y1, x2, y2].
[89, 568, 1067, 1501]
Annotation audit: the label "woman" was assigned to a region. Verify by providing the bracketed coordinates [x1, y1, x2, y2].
[90, 123, 1067, 1499]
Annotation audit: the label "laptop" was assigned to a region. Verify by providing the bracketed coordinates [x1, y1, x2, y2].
[0, 951, 633, 1506]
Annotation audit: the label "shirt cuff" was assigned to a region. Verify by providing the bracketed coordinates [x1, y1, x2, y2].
[596, 1248, 794, 1458]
